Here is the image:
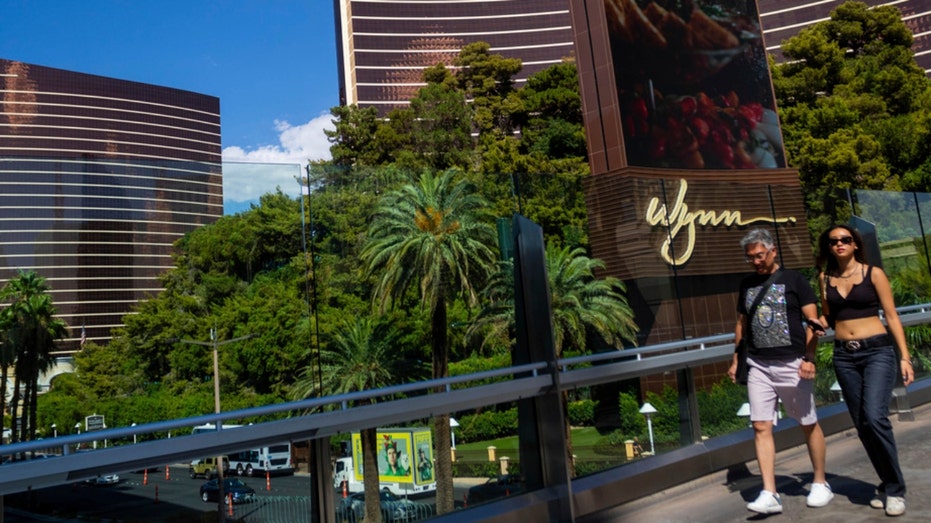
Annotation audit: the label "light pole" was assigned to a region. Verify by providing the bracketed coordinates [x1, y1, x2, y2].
[51, 423, 57, 438]
[639, 402, 658, 455]
[131, 423, 137, 444]
[737, 402, 751, 427]
[169, 331, 255, 522]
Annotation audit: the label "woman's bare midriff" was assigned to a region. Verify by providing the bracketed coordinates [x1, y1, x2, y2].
[833, 316, 887, 341]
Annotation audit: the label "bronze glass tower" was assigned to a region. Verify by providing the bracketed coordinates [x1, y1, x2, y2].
[334, 0, 576, 115]
[1, 59, 222, 353]
[334, 1, 930, 118]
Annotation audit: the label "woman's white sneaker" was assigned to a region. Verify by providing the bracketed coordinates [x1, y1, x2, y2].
[807, 482, 834, 507]
[885, 496, 905, 517]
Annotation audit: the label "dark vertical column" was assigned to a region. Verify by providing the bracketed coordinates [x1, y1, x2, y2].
[309, 439, 334, 523]
[676, 369, 703, 445]
[512, 214, 575, 522]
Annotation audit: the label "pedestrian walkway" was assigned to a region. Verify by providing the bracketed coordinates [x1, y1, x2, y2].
[590, 402, 931, 522]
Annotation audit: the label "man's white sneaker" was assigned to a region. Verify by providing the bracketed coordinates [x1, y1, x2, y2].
[870, 494, 885, 509]
[885, 496, 905, 517]
[807, 482, 834, 508]
[747, 490, 783, 514]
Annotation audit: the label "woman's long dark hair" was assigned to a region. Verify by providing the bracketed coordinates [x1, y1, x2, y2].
[815, 224, 868, 276]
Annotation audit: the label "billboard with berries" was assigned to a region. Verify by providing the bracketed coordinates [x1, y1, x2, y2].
[607, 0, 781, 170]
[568, 0, 809, 344]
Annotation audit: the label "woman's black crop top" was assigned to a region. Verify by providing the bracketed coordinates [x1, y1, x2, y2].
[825, 265, 880, 322]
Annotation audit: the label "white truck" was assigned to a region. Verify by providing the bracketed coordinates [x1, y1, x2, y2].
[333, 427, 436, 496]
[191, 423, 293, 476]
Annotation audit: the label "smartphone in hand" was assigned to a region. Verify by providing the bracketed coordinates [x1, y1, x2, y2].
[807, 319, 826, 336]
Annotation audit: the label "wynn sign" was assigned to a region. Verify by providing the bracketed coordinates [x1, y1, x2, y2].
[569, 0, 811, 343]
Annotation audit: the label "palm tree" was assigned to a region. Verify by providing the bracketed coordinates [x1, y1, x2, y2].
[470, 244, 638, 355]
[290, 315, 413, 523]
[361, 170, 496, 514]
[0, 271, 68, 443]
[0, 307, 15, 433]
[468, 244, 639, 475]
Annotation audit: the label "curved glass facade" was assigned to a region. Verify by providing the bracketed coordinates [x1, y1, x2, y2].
[1, 59, 222, 354]
[758, 0, 931, 75]
[335, 0, 930, 118]
[334, 0, 576, 115]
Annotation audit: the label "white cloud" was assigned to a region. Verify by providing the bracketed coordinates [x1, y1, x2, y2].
[221, 112, 333, 207]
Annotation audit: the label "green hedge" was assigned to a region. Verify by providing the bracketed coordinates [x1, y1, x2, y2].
[454, 379, 748, 447]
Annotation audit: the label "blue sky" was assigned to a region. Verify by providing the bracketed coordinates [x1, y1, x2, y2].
[1, 0, 339, 214]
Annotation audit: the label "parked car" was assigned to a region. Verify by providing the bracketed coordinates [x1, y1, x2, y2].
[336, 490, 433, 523]
[85, 473, 120, 486]
[465, 474, 524, 505]
[199, 477, 257, 504]
[189, 456, 229, 479]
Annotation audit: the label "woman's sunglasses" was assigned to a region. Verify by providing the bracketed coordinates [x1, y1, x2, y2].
[828, 236, 854, 246]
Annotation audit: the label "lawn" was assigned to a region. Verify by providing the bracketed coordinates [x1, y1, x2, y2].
[454, 427, 619, 463]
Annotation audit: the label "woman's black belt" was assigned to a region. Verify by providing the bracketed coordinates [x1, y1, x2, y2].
[834, 333, 892, 352]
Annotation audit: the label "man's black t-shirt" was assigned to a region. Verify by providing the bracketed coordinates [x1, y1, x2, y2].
[737, 269, 816, 360]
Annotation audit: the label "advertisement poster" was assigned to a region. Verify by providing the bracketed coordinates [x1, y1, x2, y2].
[377, 432, 413, 483]
[413, 431, 434, 485]
[605, 0, 785, 170]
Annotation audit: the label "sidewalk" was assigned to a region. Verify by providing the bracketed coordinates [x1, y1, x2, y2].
[592, 402, 931, 522]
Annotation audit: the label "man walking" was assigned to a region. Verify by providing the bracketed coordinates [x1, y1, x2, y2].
[728, 228, 833, 514]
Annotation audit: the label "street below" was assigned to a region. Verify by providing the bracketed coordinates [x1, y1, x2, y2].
[4, 466, 479, 522]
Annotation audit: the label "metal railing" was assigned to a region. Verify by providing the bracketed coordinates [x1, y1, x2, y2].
[3, 304, 931, 521]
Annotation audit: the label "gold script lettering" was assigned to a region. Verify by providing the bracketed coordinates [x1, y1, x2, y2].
[644, 180, 796, 266]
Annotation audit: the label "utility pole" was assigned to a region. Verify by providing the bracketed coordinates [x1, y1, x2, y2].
[172, 331, 256, 522]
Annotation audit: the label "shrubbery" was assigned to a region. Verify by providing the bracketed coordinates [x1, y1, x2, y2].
[454, 379, 747, 445]
[456, 407, 518, 443]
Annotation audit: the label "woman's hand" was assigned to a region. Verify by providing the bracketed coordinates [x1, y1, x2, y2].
[727, 361, 737, 384]
[901, 358, 915, 387]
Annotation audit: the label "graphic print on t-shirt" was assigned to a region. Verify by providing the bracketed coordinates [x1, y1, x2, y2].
[747, 283, 791, 349]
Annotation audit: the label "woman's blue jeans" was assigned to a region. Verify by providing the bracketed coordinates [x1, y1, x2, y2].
[833, 344, 906, 497]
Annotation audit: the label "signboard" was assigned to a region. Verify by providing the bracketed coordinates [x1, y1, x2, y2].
[585, 176, 810, 279]
[606, 0, 783, 170]
[568, 0, 808, 355]
[85, 414, 105, 432]
[569, 0, 790, 176]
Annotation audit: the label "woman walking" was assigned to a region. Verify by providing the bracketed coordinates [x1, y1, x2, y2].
[816, 224, 915, 517]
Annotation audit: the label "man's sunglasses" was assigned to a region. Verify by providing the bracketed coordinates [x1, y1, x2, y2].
[828, 236, 854, 246]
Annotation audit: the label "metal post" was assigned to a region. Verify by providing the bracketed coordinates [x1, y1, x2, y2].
[213, 330, 225, 523]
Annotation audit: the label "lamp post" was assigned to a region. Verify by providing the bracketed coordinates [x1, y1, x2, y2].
[168, 331, 256, 522]
[449, 417, 459, 449]
[737, 402, 751, 427]
[831, 380, 843, 402]
[51, 423, 57, 438]
[639, 402, 658, 455]
[131, 423, 137, 444]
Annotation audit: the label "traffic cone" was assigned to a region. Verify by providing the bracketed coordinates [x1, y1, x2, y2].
[228, 493, 234, 516]
[143, 468, 148, 485]
[266, 470, 271, 491]
[341, 480, 348, 498]
[165, 465, 170, 481]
